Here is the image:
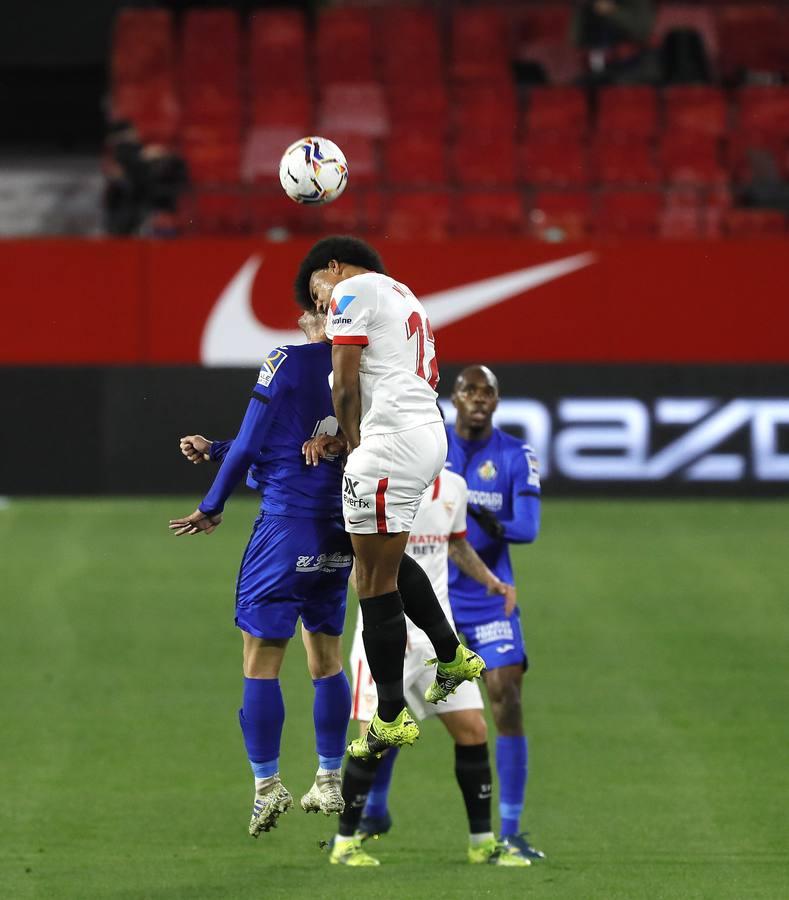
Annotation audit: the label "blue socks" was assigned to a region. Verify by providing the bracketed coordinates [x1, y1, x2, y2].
[313, 670, 352, 770]
[363, 747, 400, 818]
[497, 735, 528, 837]
[239, 677, 285, 779]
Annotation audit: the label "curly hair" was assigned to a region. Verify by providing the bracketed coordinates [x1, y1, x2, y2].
[293, 235, 387, 310]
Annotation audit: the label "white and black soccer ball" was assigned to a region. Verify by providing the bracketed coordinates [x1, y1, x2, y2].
[279, 136, 348, 204]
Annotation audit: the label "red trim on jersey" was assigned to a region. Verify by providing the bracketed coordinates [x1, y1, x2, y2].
[351, 658, 363, 719]
[375, 478, 389, 533]
[449, 530, 467, 540]
[431, 476, 441, 500]
[332, 335, 369, 346]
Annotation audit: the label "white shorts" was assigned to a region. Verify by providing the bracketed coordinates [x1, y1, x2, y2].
[349, 630, 485, 722]
[342, 421, 447, 534]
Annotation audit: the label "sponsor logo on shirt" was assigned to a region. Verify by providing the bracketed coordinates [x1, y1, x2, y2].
[478, 460, 498, 481]
[331, 317, 353, 325]
[257, 347, 287, 387]
[295, 552, 353, 574]
[468, 489, 503, 511]
[329, 294, 356, 315]
[525, 447, 541, 488]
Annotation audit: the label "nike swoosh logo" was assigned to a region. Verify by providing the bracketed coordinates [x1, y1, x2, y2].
[200, 252, 596, 365]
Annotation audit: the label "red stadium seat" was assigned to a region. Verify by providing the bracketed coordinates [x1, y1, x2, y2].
[525, 87, 589, 138]
[595, 190, 662, 237]
[384, 192, 451, 240]
[249, 191, 320, 236]
[381, 9, 443, 87]
[189, 190, 248, 235]
[454, 191, 525, 235]
[388, 84, 449, 136]
[450, 133, 517, 187]
[664, 86, 728, 138]
[318, 83, 389, 137]
[515, 5, 582, 84]
[718, 4, 789, 81]
[384, 132, 447, 187]
[249, 87, 311, 130]
[522, 136, 590, 187]
[597, 87, 659, 138]
[453, 83, 518, 134]
[112, 9, 175, 83]
[528, 191, 593, 241]
[330, 134, 378, 186]
[182, 139, 241, 185]
[181, 10, 241, 88]
[592, 137, 660, 186]
[737, 86, 789, 138]
[242, 126, 303, 184]
[652, 5, 719, 62]
[451, 6, 512, 83]
[112, 81, 179, 143]
[723, 208, 787, 237]
[248, 10, 307, 87]
[660, 134, 727, 186]
[316, 8, 376, 83]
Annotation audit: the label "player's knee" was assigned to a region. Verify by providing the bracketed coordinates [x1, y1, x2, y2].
[460, 714, 488, 746]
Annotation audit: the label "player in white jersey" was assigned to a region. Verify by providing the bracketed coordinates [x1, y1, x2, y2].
[295, 236, 485, 759]
[326, 468, 530, 867]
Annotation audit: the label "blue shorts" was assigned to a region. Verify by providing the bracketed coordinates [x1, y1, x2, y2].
[235, 512, 352, 640]
[453, 607, 528, 672]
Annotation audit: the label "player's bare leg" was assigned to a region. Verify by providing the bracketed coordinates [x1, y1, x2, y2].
[241, 633, 294, 836]
[484, 664, 544, 861]
[299, 628, 348, 816]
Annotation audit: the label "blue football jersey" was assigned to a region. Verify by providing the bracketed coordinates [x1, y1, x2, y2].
[446, 426, 541, 619]
[200, 342, 343, 519]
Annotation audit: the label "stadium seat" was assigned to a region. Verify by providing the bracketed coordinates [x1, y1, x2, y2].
[737, 86, 789, 138]
[453, 82, 518, 135]
[248, 10, 307, 87]
[181, 10, 241, 89]
[380, 9, 443, 87]
[592, 137, 660, 186]
[597, 87, 659, 137]
[595, 190, 662, 237]
[249, 191, 320, 236]
[182, 139, 241, 185]
[249, 87, 311, 131]
[723, 208, 787, 237]
[659, 187, 703, 237]
[454, 191, 525, 235]
[316, 8, 376, 83]
[652, 5, 719, 63]
[528, 191, 593, 241]
[660, 134, 727, 185]
[451, 6, 512, 82]
[189, 190, 248, 235]
[664, 86, 728, 138]
[318, 83, 389, 137]
[522, 136, 590, 187]
[384, 132, 446, 187]
[384, 192, 451, 240]
[451, 133, 517, 187]
[388, 84, 449, 136]
[515, 5, 582, 84]
[329, 134, 378, 186]
[112, 81, 179, 143]
[525, 87, 589, 137]
[718, 4, 789, 82]
[242, 126, 303, 184]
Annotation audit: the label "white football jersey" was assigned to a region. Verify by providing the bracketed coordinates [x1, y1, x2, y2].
[352, 468, 468, 650]
[324, 272, 442, 438]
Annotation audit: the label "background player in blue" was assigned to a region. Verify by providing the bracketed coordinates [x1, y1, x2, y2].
[169, 310, 353, 837]
[445, 364, 544, 863]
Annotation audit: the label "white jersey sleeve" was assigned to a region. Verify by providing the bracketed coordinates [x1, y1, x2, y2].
[325, 272, 443, 438]
[449, 474, 468, 538]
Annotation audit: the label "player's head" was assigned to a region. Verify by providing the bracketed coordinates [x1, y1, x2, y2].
[294, 235, 386, 313]
[297, 309, 327, 343]
[452, 365, 499, 435]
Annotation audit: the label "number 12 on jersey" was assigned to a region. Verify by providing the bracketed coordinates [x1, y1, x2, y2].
[406, 311, 439, 390]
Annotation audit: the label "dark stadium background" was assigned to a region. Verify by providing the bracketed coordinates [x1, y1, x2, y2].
[1, 3, 788, 899]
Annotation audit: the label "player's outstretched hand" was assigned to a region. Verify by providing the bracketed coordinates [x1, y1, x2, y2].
[168, 508, 222, 536]
[180, 434, 212, 464]
[488, 577, 517, 617]
[468, 505, 505, 540]
[301, 434, 347, 466]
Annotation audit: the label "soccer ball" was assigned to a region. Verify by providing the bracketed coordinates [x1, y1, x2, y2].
[279, 136, 348, 205]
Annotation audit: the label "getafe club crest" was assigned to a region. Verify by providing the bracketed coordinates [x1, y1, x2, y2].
[478, 460, 498, 481]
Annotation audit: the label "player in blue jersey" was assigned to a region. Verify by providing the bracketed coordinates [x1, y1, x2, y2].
[169, 310, 353, 837]
[445, 365, 545, 863]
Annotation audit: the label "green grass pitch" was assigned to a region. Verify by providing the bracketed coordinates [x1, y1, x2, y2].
[1, 498, 788, 900]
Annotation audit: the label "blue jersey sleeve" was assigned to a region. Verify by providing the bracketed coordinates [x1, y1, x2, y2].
[209, 440, 232, 463]
[500, 447, 541, 544]
[198, 348, 292, 515]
